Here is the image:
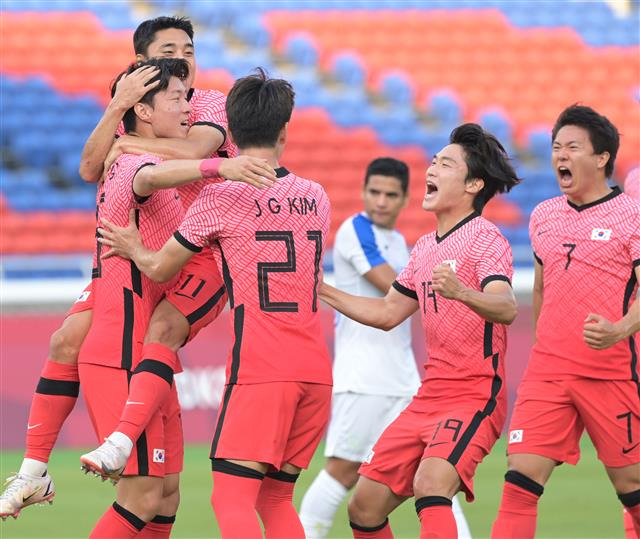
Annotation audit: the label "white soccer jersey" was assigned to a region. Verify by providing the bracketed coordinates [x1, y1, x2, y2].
[332, 212, 420, 397]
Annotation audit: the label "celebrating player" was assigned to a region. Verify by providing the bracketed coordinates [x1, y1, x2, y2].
[299, 157, 471, 538]
[317, 123, 520, 538]
[0, 16, 275, 521]
[491, 105, 640, 538]
[97, 68, 332, 538]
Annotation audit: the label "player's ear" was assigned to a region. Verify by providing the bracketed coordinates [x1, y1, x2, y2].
[135, 53, 146, 63]
[133, 102, 153, 125]
[596, 151, 610, 172]
[278, 123, 288, 146]
[465, 177, 484, 195]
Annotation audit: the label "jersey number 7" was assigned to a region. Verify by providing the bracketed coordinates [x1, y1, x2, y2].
[255, 230, 322, 313]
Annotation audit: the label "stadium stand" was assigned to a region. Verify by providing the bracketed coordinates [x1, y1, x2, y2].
[1, 1, 638, 279]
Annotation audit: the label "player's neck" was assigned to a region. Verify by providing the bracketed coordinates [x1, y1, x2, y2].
[435, 207, 477, 237]
[566, 179, 612, 206]
[239, 148, 279, 169]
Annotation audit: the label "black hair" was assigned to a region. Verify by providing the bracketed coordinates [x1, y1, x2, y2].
[111, 58, 189, 134]
[364, 157, 409, 194]
[449, 123, 521, 213]
[226, 67, 295, 149]
[133, 16, 194, 56]
[551, 104, 619, 178]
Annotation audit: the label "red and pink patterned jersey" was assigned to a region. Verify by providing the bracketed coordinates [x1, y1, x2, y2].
[79, 153, 184, 371]
[116, 87, 238, 209]
[394, 213, 513, 402]
[176, 166, 332, 386]
[177, 88, 239, 209]
[625, 168, 640, 202]
[527, 188, 640, 381]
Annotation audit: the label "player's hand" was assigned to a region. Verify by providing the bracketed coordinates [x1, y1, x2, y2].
[583, 313, 622, 349]
[102, 139, 125, 180]
[112, 65, 160, 110]
[431, 263, 464, 300]
[97, 209, 142, 261]
[218, 156, 277, 188]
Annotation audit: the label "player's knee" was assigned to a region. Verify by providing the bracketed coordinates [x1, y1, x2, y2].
[347, 493, 384, 527]
[412, 472, 452, 499]
[145, 308, 188, 350]
[48, 326, 81, 364]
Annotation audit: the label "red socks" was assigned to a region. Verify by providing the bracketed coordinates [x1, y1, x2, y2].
[256, 471, 304, 538]
[136, 515, 176, 538]
[211, 460, 264, 539]
[115, 343, 176, 442]
[25, 360, 79, 462]
[619, 491, 640, 539]
[491, 471, 544, 539]
[415, 496, 457, 539]
[90, 502, 145, 538]
[350, 518, 394, 538]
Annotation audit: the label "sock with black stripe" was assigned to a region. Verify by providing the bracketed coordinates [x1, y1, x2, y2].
[211, 460, 264, 538]
[491, 470, 544, 539]
[619, 490, 640, 538]
[349, 518, 393, 538]
[256, 470, 304, 538]
[115, 343, 177, 443]
[136, 514, 176, 538]
[90, 502, 145, 538]
[24, 360, 79, 464]
[415, 496, 457, 538]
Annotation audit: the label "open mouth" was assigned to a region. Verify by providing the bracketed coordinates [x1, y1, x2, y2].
[558, 166, 572, 183]
[426, 181, 438, 195]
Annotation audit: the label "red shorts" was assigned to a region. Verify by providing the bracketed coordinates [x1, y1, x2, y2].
[359, 396, 505, 502]
[78, 363, 183, 477]
[210, 382, 332, 470]
[507, 377, 640, 467]
[165, 250, 227, 344]
[66, 282, 94, 317]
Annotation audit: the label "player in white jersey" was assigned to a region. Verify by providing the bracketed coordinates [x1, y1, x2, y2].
[299, 158, 470, 538]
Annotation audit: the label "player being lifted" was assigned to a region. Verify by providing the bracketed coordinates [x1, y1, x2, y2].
[98, 68, 332, 538]
[491, 105, 640, 538]
[299, 157, 471, 538]
[0, 16, 275, 521]
[317, 123, 520, 538]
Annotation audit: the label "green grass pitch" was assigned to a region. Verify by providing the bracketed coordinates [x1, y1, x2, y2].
[0, 438, 623, 538]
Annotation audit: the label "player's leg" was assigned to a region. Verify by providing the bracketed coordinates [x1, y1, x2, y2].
[348, 477, 406, 538]
[258, 382, 332, 538]
[136, 382, 184, 538]
[607, 464, 640, 538]
[574, 379, 640, 537]
[83, 256, 226, 473]
[491, 379, 582, 539]
[301, 393, 397, 538]
[0, 298, 92, 519]
[412, 457, 461, 538]
[211, 458, 267, 538]
[81, 362, 176, 537]
[350, 401, 426, 537]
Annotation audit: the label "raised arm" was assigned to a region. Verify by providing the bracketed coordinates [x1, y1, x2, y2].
[132, 157, 274, 197]
[431, 264, 517, 325]
[319, 281, 418, 331]
[79, 66, 160, 183]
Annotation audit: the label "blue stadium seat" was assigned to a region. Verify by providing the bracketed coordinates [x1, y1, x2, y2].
[284, 33, 319, 68]
[527, 128, 552, 162]
[379, 71, 415, 107]
[231, 15, 272, 48]
[331, 52, 366, 86]
[477, 108, 513, 152]
[426, 90, 463, 130]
